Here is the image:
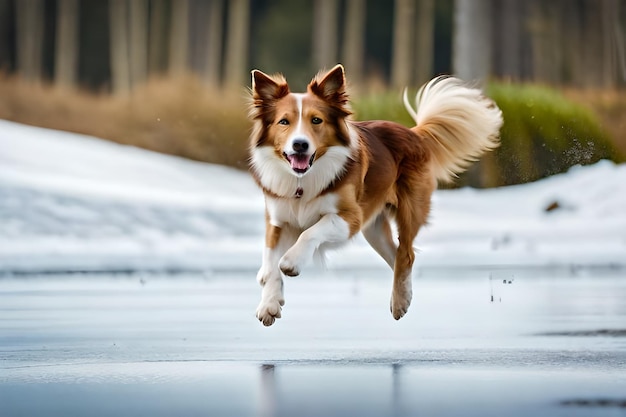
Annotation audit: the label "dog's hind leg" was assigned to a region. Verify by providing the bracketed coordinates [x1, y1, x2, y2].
[391, 181, 432, 320]
[362, 212, 396, 270]
[256, 223, 298, 326]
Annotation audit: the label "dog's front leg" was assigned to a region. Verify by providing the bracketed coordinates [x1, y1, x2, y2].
[256, 224, 297, 326]
[279, 213, 352, 277]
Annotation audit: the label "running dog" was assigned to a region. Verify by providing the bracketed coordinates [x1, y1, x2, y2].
[248, 64, 502, 326]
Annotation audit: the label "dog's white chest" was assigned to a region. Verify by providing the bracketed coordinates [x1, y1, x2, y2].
[266, 193, 338, 230]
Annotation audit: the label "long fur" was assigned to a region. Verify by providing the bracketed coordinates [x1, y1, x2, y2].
[248, 65, 503, 326]
[403, 76, 502, 182]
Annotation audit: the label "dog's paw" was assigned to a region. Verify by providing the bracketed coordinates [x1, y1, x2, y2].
[279, 254, 301, 277]
[256, 268, 269, 285]
[390, 288, 412, 320]
[256, 298, 284, 326]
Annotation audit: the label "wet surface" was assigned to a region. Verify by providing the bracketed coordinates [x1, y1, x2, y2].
[1, 268, 625, 416]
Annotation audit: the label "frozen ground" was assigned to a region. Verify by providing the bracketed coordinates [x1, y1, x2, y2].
[1, 119, 625, 274]
[1, 270, 625, 417]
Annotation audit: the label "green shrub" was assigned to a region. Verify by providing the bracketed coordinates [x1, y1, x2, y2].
[486, 82, 622, 186]
[351, 91, 415, 128]
[351, 82, 622, 188]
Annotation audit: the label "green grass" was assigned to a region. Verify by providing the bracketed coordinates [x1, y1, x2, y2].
[351, 90, 415, 127]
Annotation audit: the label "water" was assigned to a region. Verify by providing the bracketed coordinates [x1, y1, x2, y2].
[1, 268, 625, 416]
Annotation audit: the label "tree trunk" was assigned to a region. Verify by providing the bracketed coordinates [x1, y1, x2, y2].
[415, 0, 434, 84]
[528, 0, 562, 84]
[581, 0, 606, 87]
[189, 0, 205, 73]
[391, 0, 415, 88]
[0, 0, 10, 69]
[148, 0, 167, 74]
[496, 0, 521, 81]
[224, 0, 249, 88]
[600, 0, 618, 88]
[16, 0, 44, 83]
[129, 0, 148, 86]
[312, 0, 338, 69]
[341, 0, 366, 87]
[168, 0, 189, 75]
[614, 0, 626, 84]
[562, 0, 583, 85]
[205, 0, 223, 87]
[547, 1, 564, 85]
[109, 0, 130, 94]
[452, 0, 492, 83]
[54, 0, 79, 87]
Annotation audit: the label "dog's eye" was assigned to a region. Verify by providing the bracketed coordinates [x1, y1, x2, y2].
[311, 117, 323, 125]
[278, 118, 289, 125]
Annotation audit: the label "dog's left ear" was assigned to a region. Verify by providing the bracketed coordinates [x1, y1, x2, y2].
[309, 64, 350, 114]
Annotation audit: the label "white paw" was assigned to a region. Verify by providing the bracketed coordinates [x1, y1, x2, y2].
[279, 253, 301, 277]
[390, 288, 412, 320]
[256, 298, 284, 326]
[256, 268, 269, 285]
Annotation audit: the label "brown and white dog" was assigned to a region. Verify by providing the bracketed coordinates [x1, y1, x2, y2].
[248, 64, 502, 326]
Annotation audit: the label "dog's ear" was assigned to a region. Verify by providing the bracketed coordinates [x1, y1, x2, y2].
[309, 64, 346, 99]
[309, 65, 350, 116]
[251, 70, 290, 101]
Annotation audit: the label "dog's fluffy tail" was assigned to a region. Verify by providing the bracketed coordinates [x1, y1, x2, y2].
[403, 76, 503, 183]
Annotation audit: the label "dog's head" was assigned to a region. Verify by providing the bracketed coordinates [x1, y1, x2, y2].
[249, 65, 352, 177]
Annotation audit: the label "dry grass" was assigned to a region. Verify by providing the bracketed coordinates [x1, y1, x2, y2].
[0, 73, 251, 169]
[564, 89, 626, 156]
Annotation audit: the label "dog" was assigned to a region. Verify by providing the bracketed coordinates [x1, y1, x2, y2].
[248, 64, 502, 326]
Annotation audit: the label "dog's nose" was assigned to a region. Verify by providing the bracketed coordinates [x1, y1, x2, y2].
[292, 139, 309, 153]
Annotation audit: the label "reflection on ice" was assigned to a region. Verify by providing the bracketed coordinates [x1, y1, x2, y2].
[254, 359, 626, 417]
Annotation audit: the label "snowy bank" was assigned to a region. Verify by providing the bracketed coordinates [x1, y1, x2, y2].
[0, 119, 624, 273]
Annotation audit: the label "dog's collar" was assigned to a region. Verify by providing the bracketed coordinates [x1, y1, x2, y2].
[294, 177, 303, 198]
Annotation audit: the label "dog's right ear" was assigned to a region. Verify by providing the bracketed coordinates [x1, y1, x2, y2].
[251, 70, 290, 101]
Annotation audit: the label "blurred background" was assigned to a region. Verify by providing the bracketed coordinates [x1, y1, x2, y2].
[0, 0, 625, 187]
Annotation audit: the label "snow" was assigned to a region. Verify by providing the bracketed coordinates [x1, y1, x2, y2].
[1, 119, 624, 273]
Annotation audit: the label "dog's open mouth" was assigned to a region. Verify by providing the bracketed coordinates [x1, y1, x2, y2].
[284, 152, 315, 174]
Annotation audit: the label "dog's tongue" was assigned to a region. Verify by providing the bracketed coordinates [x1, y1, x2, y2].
[289, 154, 310, 172]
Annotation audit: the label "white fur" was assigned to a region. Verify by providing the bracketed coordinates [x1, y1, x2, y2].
[347, 123, 362, 154]
[256, 192, 353, 325]
[255, 227, 299, 326]
[283, 94, 315, 156]
[251, 145, 352, 199]
[294, 93, 304, 132]
[266, 190, 339, 229]
[279, 212, 351, 276]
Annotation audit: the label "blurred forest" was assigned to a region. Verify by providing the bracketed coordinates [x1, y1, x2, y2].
[0, 0, 625, 186]
[2, 0, 625, 90]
